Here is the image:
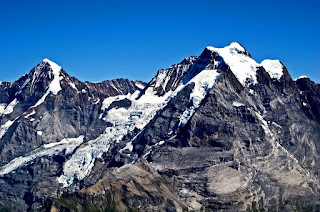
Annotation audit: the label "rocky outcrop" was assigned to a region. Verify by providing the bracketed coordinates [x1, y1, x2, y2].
[138, 56, 197, 98]
[295, 77, 320, 125]
[84, 78, 145, 98]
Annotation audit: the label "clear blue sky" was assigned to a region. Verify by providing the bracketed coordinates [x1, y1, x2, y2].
[0, 0, 319, 83]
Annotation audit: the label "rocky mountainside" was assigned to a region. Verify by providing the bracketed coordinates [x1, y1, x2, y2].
[0, 59, 145, 211]
[0, 43, 320, 211]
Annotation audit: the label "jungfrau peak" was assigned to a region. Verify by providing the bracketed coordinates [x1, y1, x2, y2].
[0, 42, 319, 211]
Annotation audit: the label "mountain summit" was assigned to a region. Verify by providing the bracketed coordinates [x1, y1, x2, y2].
[0, 43, 319, 211]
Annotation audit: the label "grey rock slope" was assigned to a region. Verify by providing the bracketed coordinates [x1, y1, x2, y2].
[134, 71, 320, 211]
[1, 42, 320, 212]
[100, 45, 320, 211]
[0, 59, 145, 211]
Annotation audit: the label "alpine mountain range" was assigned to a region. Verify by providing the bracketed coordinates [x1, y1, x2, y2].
[0, 42, 320, 211]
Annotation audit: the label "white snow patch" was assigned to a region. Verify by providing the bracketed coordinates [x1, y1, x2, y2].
[303, 102, 308, 107]
[2, 99, 18, 115]
[0, 136, 84, 176]
[261, 59, 284, 80]
[24, 110, 36, 118]
[250, 109, 299, 164]
[233, 101, 244, 107]
[272, 122, 282, 129]
[81, 89, 86, 93]
[93, 98, 100, 104]
[0, 103, 7, 115]
[37, 131, 43, 136]
[142, 149, 152, 159]
[0, 118, 18, 139]
[120, 141, 134, 153]
[158, 140, 165, 146]
[135, 82, 145, 90]
[295, 75, 308, 80]
[69, 82, 77, 90]
[43, 136, 84, 154]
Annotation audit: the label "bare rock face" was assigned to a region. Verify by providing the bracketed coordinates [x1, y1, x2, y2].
[84, 78, 144, 98]
[1, 43, 320, 212]
[45, 159, 187, 212]
[136, 71, 320, 211]
[295, 77, 320, 124]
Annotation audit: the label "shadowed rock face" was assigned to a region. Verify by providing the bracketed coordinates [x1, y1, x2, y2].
[295, 77, 320, 125]
[138, 71, 320, 211]
[84, 78, 144, 98]
[1, 43, 320, 212]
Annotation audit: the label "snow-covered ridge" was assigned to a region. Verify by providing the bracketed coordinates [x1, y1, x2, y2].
[206, 42, 284, 85]
[206, 43, 259, 85]
[42, 58, 63, 95]
[261, 59, 284, 80]
[135, 81, 145, 90]
[0, 98, 18, 115]
[295, 75, 309, 81]
[30, 59, 63, 108]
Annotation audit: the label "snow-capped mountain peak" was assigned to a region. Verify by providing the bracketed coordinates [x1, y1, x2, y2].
[205, 42, 286, 85]
[295, 75, 309, 81]
[38, 58, 62, 95]
[228, 41, 247, 52]
[260, 59, 284, 80]
[206, 42, 259, 85]
[42, 58, 62, 72]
